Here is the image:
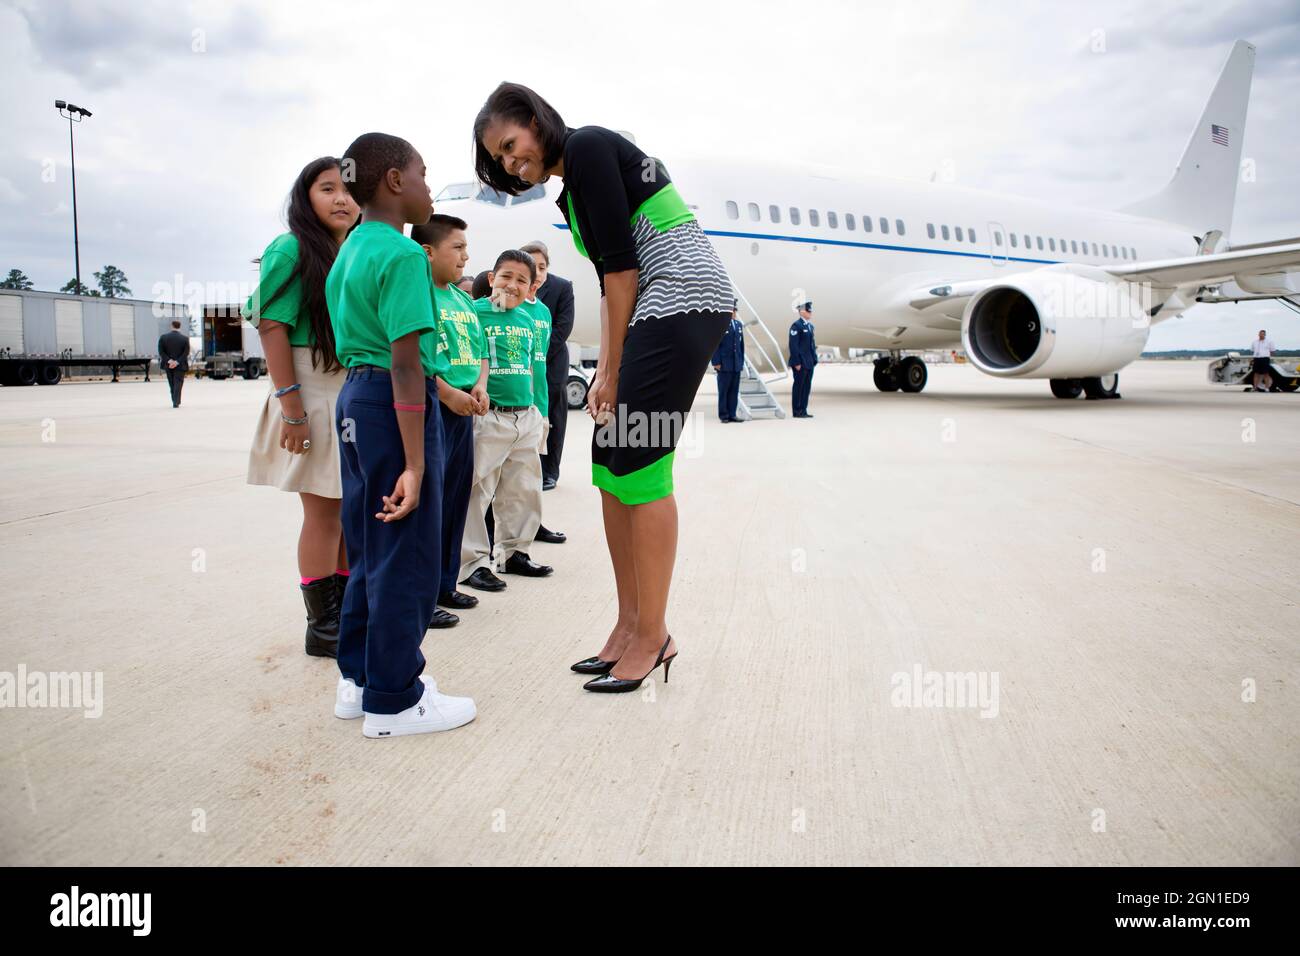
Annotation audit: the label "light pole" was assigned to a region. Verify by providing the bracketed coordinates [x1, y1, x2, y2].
[54, 100, 92, 294]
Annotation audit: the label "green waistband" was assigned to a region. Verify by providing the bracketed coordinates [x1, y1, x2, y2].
[566, 183, 695, 262]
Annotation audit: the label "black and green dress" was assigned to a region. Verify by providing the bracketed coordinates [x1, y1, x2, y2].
[557, 125, 734, 505]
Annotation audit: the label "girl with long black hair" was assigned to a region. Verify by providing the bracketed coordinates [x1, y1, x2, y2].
[244, 157, 360, 658]
[474, 83, 734, 693]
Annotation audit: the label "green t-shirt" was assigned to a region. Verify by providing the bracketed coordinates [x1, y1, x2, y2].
[242, 233, 312, 346]
[325, 222, 440, 376]
[519, 298, 552, 417]
[473, 298, 537, 407]
[433, 281, 485, 389]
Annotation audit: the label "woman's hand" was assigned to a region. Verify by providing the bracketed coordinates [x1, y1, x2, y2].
[587, 372, 617, 425]
[280, 419, 310, 454]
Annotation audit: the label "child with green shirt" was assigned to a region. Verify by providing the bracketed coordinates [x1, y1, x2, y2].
[410, 214, 490, 623]
[325, 132, 475, 738]
[459, 250, 553, 588]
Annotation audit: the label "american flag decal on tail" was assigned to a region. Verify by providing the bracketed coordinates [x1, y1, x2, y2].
[1211, 124, 1230, 146]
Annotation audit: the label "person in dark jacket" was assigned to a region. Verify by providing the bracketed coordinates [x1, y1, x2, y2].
[521, 240, 575, 489]
[157, 320, 190, 407]
[788, 301, 818, 418]
[711, 301, 745, 422]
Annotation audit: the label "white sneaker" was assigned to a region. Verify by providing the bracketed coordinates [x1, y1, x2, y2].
[361, 681, 476, 738]
[334, 675, 435, 719]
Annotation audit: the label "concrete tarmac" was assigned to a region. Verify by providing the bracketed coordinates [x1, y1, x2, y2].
[0, 360, 1296, 865]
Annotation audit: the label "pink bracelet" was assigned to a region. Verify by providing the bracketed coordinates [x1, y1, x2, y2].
[393, 402, 424, 412]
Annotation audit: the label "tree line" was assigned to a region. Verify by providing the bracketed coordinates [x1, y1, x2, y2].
[1, 266, 132, 297]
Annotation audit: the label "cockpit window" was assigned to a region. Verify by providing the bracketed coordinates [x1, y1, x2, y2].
[475, 186, 509, 206]
[435, 182, 475, 202]
[511, 183, 547, 204]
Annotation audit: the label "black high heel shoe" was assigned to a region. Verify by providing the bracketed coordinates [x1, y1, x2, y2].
[570, 656, 616, 675]
[582, 636, 675, 693]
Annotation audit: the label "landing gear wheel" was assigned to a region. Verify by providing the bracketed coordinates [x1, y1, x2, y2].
[898, 356, 927, 393]
[873, 361, 900, 392]
[566, 374, 589, 409]
[1049, 378, 1083, 399]
[1082, 373, 1121, 400]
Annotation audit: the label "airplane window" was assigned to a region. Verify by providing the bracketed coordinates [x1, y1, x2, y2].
[747, 202, 760, 221]
[954, 226, 963, 241]
[789, 207, 801, 225]
[475, 186, 510, 206]
[927, 223, 935, 239]
[846, 213, 856, 231]
[436, 182, 475, 201]
[827, 211, 838, 228]
[897, 219, 906, 236]
[1048, 238, 1056, 251]
[1070, 240, 1078, 254]
[1010, 233, 1018, 248]
[510, 184, 547, 204]
[862, 216, 873, 233]
[809, 209, 820, 227]
[966, 226, 974, 242]
[1090, 242, 1097, 255]
[940, 225, 949, 240]
[880, 217, 889, 235]
[1036, 236, 1043, 250]
[726, 201, 739, 220]
[1102, 244, 1109, 257]
[769, 205, 781, 223]
[993, 231, 1002, 246]
[1059, 238, 1066, 251]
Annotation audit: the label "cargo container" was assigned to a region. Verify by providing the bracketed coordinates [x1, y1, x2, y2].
[192, 304, 266, 380]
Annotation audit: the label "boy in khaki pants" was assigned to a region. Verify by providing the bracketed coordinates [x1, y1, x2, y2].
[459, 250, 553, 591]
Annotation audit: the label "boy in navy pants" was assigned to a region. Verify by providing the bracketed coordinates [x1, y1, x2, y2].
[325, 132, 475, 738]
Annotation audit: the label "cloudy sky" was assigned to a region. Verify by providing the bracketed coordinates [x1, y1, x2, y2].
[2, 0, 1297, 349]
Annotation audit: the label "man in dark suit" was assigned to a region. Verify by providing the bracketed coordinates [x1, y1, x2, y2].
[712, 301, 745, 422]
[523, 241, 575, 491]
[788, 301, 818, 418]
[157, 319, 190, 408]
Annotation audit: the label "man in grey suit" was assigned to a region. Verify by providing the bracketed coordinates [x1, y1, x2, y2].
[157, 319, 189, 408]
[523, 241, 575, 491]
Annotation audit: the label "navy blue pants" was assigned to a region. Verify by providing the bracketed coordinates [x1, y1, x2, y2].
[439, 400, 474, 595]
[792, 366, 814, 415]
[716, 369, 740, 421]
[336, 369, 443, 715]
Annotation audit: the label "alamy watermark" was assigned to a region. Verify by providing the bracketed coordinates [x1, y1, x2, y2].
[890, 665, 1000, 718]
[0, 665, 103, 718]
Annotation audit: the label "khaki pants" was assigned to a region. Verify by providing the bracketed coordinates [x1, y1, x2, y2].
[460, 406, 544, 578]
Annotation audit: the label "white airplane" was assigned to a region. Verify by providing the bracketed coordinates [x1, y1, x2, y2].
[434, 39, 1299, 401]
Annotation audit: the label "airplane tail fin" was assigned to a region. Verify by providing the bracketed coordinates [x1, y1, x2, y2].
[1119, 39, 1254, 240]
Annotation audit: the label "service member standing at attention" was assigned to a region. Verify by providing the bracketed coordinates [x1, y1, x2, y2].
[788, 301, 818, 418]
[711, 300, 745, 423]
[474, 82, 735, 693]
[1250, 328, 1276, 392]
[521, 240, 575, 491]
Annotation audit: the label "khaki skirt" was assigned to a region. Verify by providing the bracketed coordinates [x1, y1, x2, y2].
[246, 347, 344, 498]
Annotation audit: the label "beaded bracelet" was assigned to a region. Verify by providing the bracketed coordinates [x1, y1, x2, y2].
[275, 383, 302, 398]
[393, 402, 424, 413]
[281, 413, 308, 425]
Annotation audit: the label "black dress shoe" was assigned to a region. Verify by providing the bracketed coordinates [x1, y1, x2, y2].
[427, 608, 459, 629]
[535, 525, 567, 544]
[542, 476, 557, 491]
[719, 418, 731, 423]
[438, 589, 479, 609]
[802, 412, 814, 418]
[583, 636, 676, 693]
[503, 552, 553, 577]
[461, 567, 507, 591]
[570, 656, 617, 675]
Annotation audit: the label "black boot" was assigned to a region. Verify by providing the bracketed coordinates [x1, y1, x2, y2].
[302, 577, 340, 658]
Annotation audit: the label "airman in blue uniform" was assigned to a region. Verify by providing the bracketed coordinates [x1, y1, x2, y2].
[711, 301, 745, 423]
[788, 301, 818, 418]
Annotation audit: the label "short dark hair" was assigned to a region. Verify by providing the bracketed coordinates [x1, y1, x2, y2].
[519, 240, 549, 265]
[493, 249, 536, 284]
[411, 214, 468, 249]
[341, 132, 415, 206]
[470, 270, 492, 300]
[171, 319, 182, 330]
[473, 82, 567, 197]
